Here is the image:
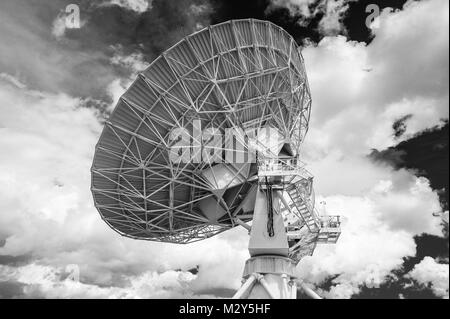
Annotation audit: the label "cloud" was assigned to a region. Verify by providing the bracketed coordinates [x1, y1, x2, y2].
[0, 1, 116, 99]
[0, 263, 206, 298]
[408, 257, 449, 298]
[51, 14, 67, 38]
[296, 172, 442, 298]
[52, 5, 87, 39]
[270, 0, 317, 18]
[269, 0, 353, 35]
[0, 78, 248, 296]
[302, 1, 449, 156]
[317, 0, 350, 35]
[0, 0, 210, 100]
[0, 0, 448, 299]
[367, 0, 449, 107]
[110, 50, 148, 73]
[98, 0, 151, 13]
[294, 0, 448, 297]
[0, 0, 248, 299]
[107, 48, 149, 108]
[0, 73, 27, 89]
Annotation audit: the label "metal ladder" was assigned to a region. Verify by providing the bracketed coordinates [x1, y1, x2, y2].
[286, 183, 319, 233]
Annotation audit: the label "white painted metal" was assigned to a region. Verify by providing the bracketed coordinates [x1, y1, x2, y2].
[91, 20, 342, 298]
[91, 19, 313, 244]
[299, 282, 322, 299]
[232, 273, 258, 299]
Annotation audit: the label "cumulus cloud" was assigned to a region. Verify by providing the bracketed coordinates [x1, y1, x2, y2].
[271, 0, 317, 17]
[270, 0, 353, 35]
[0, 79, 248, 296]
[52, 5, 87, 39]
[408, 257, 449, 298]
[303, 37, 448, 155]
[99, 0, 151, 13]
[297, 173, 442, 298]
[0, 263, 205, 298]
[107, 49, 149, 110]
[0, 1, 118, 99]
[51, 14, 67, 39]
[0, 0, 448, 299]
[317, 0, 350, 35]
[294, 0, 448, 298]
[1, 0, 206, 99]
[0, 0, 248, 298]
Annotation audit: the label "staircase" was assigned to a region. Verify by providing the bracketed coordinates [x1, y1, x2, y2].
[256, 156, 341, 264]
[286, 183, 319, 233]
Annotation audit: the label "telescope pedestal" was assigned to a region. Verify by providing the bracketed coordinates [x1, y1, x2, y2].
[233, 256, 297, 299]
[233, 186, 298, 299]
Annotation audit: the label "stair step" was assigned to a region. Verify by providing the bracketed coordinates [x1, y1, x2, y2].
[301, 212, 311, 216]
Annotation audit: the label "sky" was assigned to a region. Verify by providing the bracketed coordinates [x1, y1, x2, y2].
[0, 0, 448, 299]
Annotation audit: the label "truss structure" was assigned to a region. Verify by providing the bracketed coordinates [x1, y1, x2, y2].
[259, 158, 341, 263]
[91, 19, 313, 243]
[233, 156, 340, 298]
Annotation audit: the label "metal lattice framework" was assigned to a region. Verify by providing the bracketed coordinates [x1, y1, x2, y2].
[91, 19, 313, 244]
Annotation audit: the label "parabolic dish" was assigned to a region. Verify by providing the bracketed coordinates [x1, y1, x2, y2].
[91, 19, 312, 243]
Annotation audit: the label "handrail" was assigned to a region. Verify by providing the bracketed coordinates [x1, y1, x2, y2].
[257, 157, 341, 232]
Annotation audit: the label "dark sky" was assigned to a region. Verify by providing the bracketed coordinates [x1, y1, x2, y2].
[368, 122, 449, 298]
[208, 0, 410, 43]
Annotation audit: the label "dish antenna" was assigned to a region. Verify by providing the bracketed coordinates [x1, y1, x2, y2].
[91, 19, 341, 299]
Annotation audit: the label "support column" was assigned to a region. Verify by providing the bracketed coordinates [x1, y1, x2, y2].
[234, 186, 297, 299]
[248, 187, 289, 256]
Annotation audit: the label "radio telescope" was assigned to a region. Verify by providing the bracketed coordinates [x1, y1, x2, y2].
[91, 19, 341, 299]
